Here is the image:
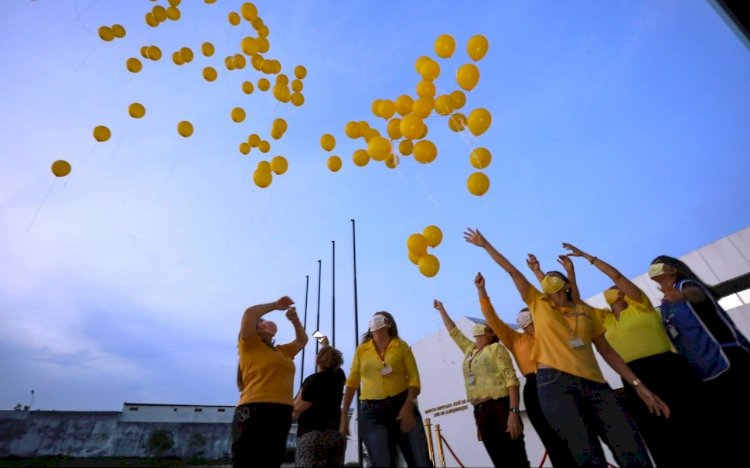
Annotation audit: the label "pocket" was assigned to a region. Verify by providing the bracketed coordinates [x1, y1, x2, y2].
[536, 368, 562, 388]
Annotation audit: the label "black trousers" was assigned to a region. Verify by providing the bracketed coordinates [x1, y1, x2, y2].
[231, 402, 292, 468]
[473, 396, 530, 468]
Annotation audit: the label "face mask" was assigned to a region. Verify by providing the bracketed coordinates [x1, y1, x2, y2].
[604, 289, 621, 305]
[541, 275, 565, 295]
[516, 311, 532, 329]
[369, 315, 388, 332]
[648, 263, 667, 279]
[257, 321, 278, 337]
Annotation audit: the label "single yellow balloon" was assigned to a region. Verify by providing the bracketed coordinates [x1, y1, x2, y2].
[172, 51, 185, 65]
[257, 78, 270, 91]
[344, 121, 361, 139]
[470, 147, 492, 169]
[242, 81, 254, 94]
[398, 139, 413, 156]
[128, 103, 146, 118]
[467, 108, 492, 136]
[457, 63, 480, 91]
[367, 136, 391, 161]
[385, 154, 399, 169]
[416, 80, 436, 99]
[239, 142, 251, 155]
[415, 56, 431, 74]
[126, 57, 142, 73]
[203, 66, 218, 82]
[257, 161, 271, 172]
[273, 84, 290, 103]
[93, 125, 111, 142]
[98, 26, 115, 41]
[408, 250, 421, 266]
[363, 127, 380, 143]
[379, 100, 396, 120]
[418, 254, 440, 278]
[241, 2, 258, 21]
[448, 113, 467, 132]
[145, 12, 157, 27]
[177, 120, 193, 137]
[407, 233, 428, 256]
[450, 90, 467, 109]
[180, 47, 194, 62]
[395, 95, 414, 116]
[258, 140, 271, 153]
[228, 11, 241, 25]
[467, 172, 490, 196]
[233, 54, 247, 69]
[140, 46, 149, 59]
[434, 95, 454, 116]
[111, 24, 126, 39]
[291, 79, 303, 92]
[294, 65, 307, 79]
[241, 36, 259, 56]
[224, 56, 236, 70]
[153, 5, 168, 22]
[248, 134, 261, 147]
[434, 34, 456, 58]
[231, 107, 246, 123]
[399, 114, 426, 140]
[352, 149, 369, 167]
[166, 6, 181, 20]
[413, 140, 437, 164]
[412, 98, 433, 118]
[419, 59, 440, 81]
[271, 155, 288, 175]
[321, 134, 336, 152]
[276, 74, 289, 86]
[147, 45, 162, 61]
[253, 168, 272, 188]
[201, 42, 215, 57]
[272, 118, 288, 134]
[327, 155, 342, 172]
[51, 160, 71, 177]
[467, 34, 489, 61]
[422, 225, 443, 248]
[291, 92, 305, 106]
[386, 118, 402, 140]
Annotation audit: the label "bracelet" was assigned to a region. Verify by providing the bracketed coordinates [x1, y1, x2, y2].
[589, 256, 597, 265]
[631, 378, 641, 387]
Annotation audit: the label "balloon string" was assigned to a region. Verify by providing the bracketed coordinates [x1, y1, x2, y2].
[26, 180, 56, 232]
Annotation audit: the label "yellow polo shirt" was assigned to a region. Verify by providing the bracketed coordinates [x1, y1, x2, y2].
[525, 286, 607, 383]
[346, 337, 421, 400]
[480, 296, 537, 376]
[449, 327, 519, 402]
[593, 291, 674, 363]
[237, 334, 297, 406]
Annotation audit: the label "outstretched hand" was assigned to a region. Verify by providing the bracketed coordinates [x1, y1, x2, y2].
[474, 272, 485, 288]
[463, 227, 486, 247]
[285, 307, 300, 323]
[526, 254, 541, 272]
[562, 243, 585, 257]
[557, 255, 574, 273]
[433, 299, 445, 311]
[276, 296, 294, 310]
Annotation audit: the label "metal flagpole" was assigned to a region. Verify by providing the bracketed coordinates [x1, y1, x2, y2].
[315, 259, 322, 356]
[299, 275, 310, 389]
[351, 218, 363, 467]
[332, 240, 336, 348]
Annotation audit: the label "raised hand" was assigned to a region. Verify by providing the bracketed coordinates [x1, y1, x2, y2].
[433, 299, 445, 311]
[276, 296, 294, 309]
[474, 272, 485, 288]
[463, 227, 486, 247]
[557, 254, 574, 274]
[562, 242, 585, 257]
[526, 254, 541, 272]
[285, 306, 299, 322]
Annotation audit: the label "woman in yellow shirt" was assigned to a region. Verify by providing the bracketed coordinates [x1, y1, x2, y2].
[339, 311, 432, 467]
[465, 228, 669, 467]
[561, 244, 709, 467]
[233, 296, 308, 468]
[434, 297, 529, 467]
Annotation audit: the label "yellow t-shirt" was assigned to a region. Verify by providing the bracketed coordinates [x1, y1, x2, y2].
[345, 337, 421, 400]
[449, 327, 520, 403]
[237, 334, 297, 406]
[525, 286, 607, 383]
[593, 291, 674, 363]
[480, 296, 537, 376]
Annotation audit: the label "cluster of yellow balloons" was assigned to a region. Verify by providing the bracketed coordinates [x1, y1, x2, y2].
[407, 225, 443, 278]
[317, 33, 494, 197]
[54, 2, 308, 183]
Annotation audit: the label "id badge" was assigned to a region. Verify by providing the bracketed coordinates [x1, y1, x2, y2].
[667, 324, 679, 339]
[568, 336, 585, 349]
[381, 365, 393, 376]
[467, 374, 476, 385]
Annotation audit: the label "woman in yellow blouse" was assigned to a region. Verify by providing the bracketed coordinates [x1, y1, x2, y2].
[339, 311, 432, 467]
[561, 243, 709, 467]
[434, 296, 530, 467]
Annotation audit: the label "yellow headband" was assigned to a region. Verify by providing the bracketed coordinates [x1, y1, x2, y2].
[541, 275, 565, 295]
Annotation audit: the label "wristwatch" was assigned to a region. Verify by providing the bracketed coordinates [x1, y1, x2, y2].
[510, 407, 521, 415]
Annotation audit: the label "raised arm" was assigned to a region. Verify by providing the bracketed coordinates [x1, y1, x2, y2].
[557, 255, 581, 302]
[433, 300, 456, 331]
[526, 254, 546, 283]
[464, 228, 532, 300]
[474, 272, 517, 348]
[240, 296, 294, 340]
[284, 307, 309, 354]
[563, 243, 641, 301]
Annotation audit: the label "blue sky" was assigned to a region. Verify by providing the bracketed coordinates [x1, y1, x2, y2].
[1, 0, 749, 411]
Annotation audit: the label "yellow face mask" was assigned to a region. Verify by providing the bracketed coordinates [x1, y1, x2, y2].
[603, 289, 621, 305]
[541, 275, 565, 295]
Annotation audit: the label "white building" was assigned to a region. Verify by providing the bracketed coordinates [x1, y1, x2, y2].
[345, 226, 750, 466]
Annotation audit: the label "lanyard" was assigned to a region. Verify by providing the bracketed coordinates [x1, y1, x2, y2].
[375, 339, 391, 367]
[466, 345, 487, 373]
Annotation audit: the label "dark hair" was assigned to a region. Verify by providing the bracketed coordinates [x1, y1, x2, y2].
[484, 326, 500, 344]
[546, 270, 574, 302]
[316, 346, 344, 371]
[650, 255, 717, 296]
[361, 311, 399, 343]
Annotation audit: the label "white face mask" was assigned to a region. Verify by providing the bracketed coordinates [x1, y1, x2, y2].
[369, 315, 388, 332]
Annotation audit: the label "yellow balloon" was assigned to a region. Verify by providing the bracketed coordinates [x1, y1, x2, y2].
[153, 5, 168, 22]
[294, 65, 307, 79]
[395, 95, 414, 116]
[258, 140, 271, 153]
[416, 80, 436, 99]
[398, 139, 413, 156]
[434, 95, 454, 116]
[467, 34, 489, 61]
[147, 45, 162, 61]
[145, 12, 158, 27]
[128, 103, 146, 118]
[201, 42, 215, 57]
[408, 250, 421, 266]
[257, 25, 270, 39]
[239, 142, 250, 155]
[418, 254, 440, 278]
[51, 160, 71, 177]
[422, 225, 443, 248]
[253, 168, 272, 188]
[172, 51, 185, 65]
[456, 63, 480, 91]
[345, 121, 361, 139]
[140, 46, 149, 59]
[367, 136, 392, 161]
[415, 55, 431, 74]
[467, 108, 492, 136]
[242, 80, 254, 94]
[327, 155, 342, 172]
[93, 125, 111, 142]
[231, 107, 246, 123]
[320, 134, 336, 152]
[225, 56, 236, 71]
[177, 120, 193, 137]
[271, 155, 288, 175]
[276, 74, 289, 86]
[450, 90, 467, 109]
[470, 147, 492, 169]
[386, 118, 402, 140]
[291, 79, 303, 92]
[291, 93, 304, 106]
[272, 118, 288, 134]
[419, 58, 440, 81]
[407, 233, 428, 256]
[273, 84, 291, 103]
[233, 54, 246, 69]
[257, 78, 270, 91]
[352, 149, 369, 167]
[241, 36, 259, 56]
[379, 100, 396, 120]
[413, 140, 437, 164]
[399, 115, 426, 140]
[434, 34, 456, 58]
[385, 154, 399, 169]
[228, 11, 241, 25]
[166, 6, 181, 21]
[126, 57, 142, 73]
[98, 26, 115, 41]
[179, 47, 194, 62]
[412, 98, 433, 118]
[467, 172, 490, 196]
[257, 161, 271, 172]
[203, 66, 217, 82]
[248, 134, 261, 147]
[448, 113, 467, 132]
[371, 99, 383, 118]
[363, 128, 380, 143]
[241, 2, 258, 21]
[112, 24, 126, 38]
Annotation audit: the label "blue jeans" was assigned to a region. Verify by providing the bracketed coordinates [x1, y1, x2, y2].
[359, 391, 432, 467]
[536, 368, 651, 468]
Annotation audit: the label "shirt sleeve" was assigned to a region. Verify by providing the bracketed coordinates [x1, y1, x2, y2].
[480, 296, 517, 349]
[449, 327, 474, 354]
[523, 285, 542, 308]
[345, 346, 362, 389]
[401, 341, 421, 390]
[492, 343, 520, 388]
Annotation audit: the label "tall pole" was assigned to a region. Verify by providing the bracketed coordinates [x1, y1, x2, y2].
[332, 240, 336, 348]
[351, 218, 363, 467]
[316, 259, 322, 356]
[300, 275, 310, 389]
